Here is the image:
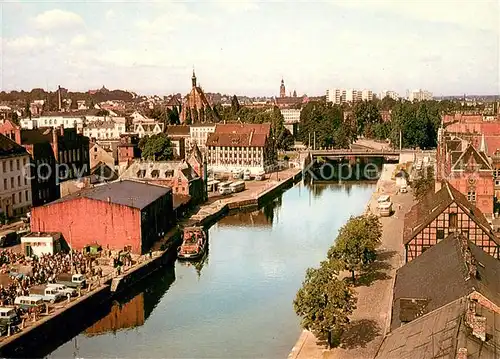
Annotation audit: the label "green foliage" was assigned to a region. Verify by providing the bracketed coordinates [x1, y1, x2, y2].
[353, 100, 382, 136]
[231, 95, 240, 113]
[298, 101, 355, 148]
[328, 214, 382, 283]
[294, 259, 356, 348]
[141, 133, 174, 161]
[412, 166, 435, 200]
[166, 107, 180, 125]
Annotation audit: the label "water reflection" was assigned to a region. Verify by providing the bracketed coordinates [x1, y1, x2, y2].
[47, 182, 375, 359]
[218, 196, 283, 228]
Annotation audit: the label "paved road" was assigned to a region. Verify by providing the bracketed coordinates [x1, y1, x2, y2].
[291, 164, 416, 359]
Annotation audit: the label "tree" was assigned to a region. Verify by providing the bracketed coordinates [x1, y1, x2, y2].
[294, 259, 356, 348]
[231, 95, 240, 113]
[140, 133, 174, 161]
[166, 107, 180, 125]
[328, 215, 382, 283]
[412, 166, 435, 200]
[353, 100, 382, 137]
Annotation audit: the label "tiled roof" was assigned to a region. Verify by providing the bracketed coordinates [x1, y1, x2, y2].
[403, 182, 496, 245]
[166, 125, 190, 137]
[451, 144, 491, 171]
[49, 180, 171, 210]
[166, 96, 181, 107]
[376, 296, 500, 359]
[392, 232, 500, 330]
[0, 134, 27, 157]
[206, 132, 267, 147]
[215, 123, 271, 135]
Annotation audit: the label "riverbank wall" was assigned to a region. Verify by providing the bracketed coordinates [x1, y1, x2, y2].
[1, 169, 303, 357]
[0, 284, 111, 358]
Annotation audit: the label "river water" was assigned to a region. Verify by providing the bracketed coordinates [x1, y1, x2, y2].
[47, 182, 374, 359]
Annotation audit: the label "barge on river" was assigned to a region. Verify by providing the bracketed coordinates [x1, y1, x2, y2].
[177, 227, 207, 260]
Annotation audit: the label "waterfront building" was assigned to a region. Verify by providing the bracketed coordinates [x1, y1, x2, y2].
[436, 130, 494, 217]
[0, 134, 32, 217]
[30, 180, 174, 254]
[205, 123, 276, 174]
[403, 181, 500, 262]
[392, 232, 500, 330]
[20, 232, 62, 257]
[179, 70, 218, 123]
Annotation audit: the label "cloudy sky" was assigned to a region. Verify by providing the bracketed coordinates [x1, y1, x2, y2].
[1, 0, 499, 97]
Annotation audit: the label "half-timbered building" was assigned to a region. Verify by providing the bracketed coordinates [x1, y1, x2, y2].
[403, 181, 500, 262]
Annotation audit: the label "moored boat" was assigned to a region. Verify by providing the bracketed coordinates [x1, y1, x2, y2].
[177, 227, 207, 260]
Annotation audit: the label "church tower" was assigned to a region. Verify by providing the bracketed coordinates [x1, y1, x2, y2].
[280, 78, 286, 98]
[192, 70, 197, 88]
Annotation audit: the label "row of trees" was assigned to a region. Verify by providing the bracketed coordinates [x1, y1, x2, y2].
[298, 98, 454, 150]
[139, 133, 174, 161]
[294, 214, 382, 348]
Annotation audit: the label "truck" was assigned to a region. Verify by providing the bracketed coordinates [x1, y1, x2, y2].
[29, 286, 64, 303]
[47, 283, 77, 297]
[56, 273, 87, 289]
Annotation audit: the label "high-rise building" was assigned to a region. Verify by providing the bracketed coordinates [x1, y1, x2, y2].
[361, 89, 373, 101]
[379, 90, 400, 101]
[409, 89, 433, 101]
[326, 89, 346, 104]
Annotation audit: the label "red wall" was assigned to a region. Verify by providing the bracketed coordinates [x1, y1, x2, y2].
[31, 197, 143, 253]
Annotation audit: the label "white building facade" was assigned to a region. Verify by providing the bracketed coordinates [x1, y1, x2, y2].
[83, 119, 126, 140]
[0, 136, 32, 217]
[409, 89, 433, 101]
[190, 124, 216, 152]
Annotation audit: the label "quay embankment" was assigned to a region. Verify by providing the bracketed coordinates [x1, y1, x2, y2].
[288, 163, 415, 359]
[0, 168, 302, 357]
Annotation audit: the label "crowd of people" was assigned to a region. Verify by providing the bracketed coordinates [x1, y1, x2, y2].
[0, 250, 94, 305]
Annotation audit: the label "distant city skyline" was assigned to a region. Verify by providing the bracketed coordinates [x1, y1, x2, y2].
[1, 1, 498, 97]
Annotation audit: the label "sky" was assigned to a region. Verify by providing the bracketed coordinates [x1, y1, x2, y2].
[0, 0, 499, 97]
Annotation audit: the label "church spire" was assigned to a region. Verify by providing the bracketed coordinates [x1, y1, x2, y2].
[480, 133, 487, 154]
[280, 78, 286, 98]
[192, 68, 197, 87]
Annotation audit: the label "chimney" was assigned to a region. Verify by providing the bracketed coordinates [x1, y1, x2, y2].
[52, 128, 59, 162]
[59, 124, 64, 136]
[456, 348, 468, 359]
[58, 85, 62, 111]
[466, 300, 487, 342]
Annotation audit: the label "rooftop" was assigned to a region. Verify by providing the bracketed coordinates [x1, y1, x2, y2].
[0, 134, 27, 158]
[392, 232, 500, 329]
[49, 180, 171, 210]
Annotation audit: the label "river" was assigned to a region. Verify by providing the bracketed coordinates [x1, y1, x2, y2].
[47, 182, 375, 359]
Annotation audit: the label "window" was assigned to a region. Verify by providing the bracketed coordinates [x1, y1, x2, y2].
[18, 192, 21, 203]
[9, 160, 12, 171]
[2, 161, 5, 173]
[11, 193, 15, 205]
[3, 179, 6, 190]
[449, 213, 458, 228]
[437, 229, 445, 240]
[10, 177, 13, 188]
[25, 190, 29, 201]
[16, 159, 19, 170]
[467, 191, 476, 202]
[23, 158, 26, 166]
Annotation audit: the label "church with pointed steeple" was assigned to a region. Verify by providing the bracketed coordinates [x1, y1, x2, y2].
[179, 70, 219, 124]
[275, 78, 307, 109]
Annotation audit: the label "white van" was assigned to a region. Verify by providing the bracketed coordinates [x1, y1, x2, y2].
[14, 296, 44, 310]
[377, 195, 391, 204]
[0, 307, 18, 325]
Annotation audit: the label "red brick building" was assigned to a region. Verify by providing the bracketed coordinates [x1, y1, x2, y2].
[117, 134, 140, 167]
[403, 182, 499, 262]
[436, 129, 494, 217]
[30, 180, 174, 254]
[179, 71, 218, 123]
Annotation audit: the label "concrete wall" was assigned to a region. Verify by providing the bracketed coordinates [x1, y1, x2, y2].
[31, 197, 143, 253]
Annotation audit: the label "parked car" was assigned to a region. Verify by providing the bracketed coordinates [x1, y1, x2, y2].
[29, 286, 64, 303]
[47, 283, 77, 297]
